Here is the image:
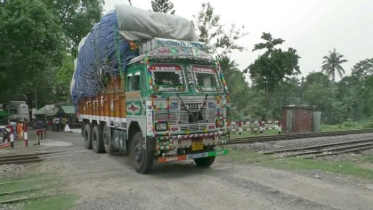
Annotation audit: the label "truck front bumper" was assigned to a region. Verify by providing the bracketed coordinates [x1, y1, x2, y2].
[158, 149, 229, 163]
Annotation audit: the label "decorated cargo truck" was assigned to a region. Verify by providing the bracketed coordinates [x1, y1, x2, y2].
[71, 5, 230, 174]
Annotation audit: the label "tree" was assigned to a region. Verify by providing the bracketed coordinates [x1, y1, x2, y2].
[54, 55, 75, 103]
[246, 33, 301, 94]
[0, 0, 65, 104]
[303, 71, 331, 89]
[192, 3, 249, 120]
[218, 55, 240, 89]
[351, 58, 373, 79]
[347, 58, 373, 120]
[151, 0, 175, 14]
[42, 0, 104, 57]
[218, 56, 249, 111]
[193, 2, 249, 57]
[322, 48, 348, 82]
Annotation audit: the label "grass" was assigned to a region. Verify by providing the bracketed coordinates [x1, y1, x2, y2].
[320, 120, 373, 132]
[0, 171, 78, 210]
[220, 147, 275, 164]
[364, 154, 373, 163]
[0, 172, 60, 193]
[260, 158, 373, 179]
[222, 148, 373, 179]
[23, 194, 76, 210]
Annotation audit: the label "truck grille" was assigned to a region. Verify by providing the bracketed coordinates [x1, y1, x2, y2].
[153, 103, 219, 133]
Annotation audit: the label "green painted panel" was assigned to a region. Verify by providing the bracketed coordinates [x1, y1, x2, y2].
[126, 101, 144, 116]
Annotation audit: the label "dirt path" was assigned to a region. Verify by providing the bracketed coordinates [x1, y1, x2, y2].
[4, 132, 373, 210]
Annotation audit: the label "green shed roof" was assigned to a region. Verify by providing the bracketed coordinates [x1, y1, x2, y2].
[0, 110, 11, 117]
[34, 105, 59, 116]
[34, 106, 46, 115]
[60, 106, 75, 114]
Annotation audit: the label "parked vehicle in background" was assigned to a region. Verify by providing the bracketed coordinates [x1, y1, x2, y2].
[6, 101, 29, 122]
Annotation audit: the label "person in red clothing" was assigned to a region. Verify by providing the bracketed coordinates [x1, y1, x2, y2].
[48, 120, 52, 130]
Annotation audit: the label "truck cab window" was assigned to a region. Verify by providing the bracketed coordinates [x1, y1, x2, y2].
[192, 66, 222, 92]
[132, 75, 140, 91]
[127, 76, 132, 91]
[127, 73, 140, 91]
[196, 73, 217, 88]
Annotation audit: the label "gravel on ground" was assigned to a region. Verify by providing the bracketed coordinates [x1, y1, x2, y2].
[1, 132, 373, 210]
[230, 133, 373, 153]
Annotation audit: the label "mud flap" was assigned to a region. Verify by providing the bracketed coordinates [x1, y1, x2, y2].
[145, 137, 156, 151]
[120, 131, 127, 152]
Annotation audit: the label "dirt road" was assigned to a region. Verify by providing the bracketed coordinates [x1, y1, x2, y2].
[2, 132, 373, 210]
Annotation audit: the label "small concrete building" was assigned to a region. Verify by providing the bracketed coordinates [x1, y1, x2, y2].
[281, 105, 313, 133]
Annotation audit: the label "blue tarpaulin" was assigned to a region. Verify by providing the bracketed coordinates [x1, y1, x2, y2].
[71, 4, 198, 110]
[72, 11, 137, 107]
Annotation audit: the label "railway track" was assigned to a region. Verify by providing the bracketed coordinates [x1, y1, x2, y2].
[263, 138, 373, 158]
[0, 129, 372, 165]
[0, 149, 86, 165]
[225, 128, 373, 145]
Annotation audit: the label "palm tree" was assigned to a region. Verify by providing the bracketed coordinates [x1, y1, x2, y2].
[218, 55, 241, 87]
[322, 48, 348, 82]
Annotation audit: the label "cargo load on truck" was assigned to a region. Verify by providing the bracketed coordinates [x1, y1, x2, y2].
[71, 4, 198, 108]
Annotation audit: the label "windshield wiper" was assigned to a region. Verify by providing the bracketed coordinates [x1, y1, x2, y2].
[176, 93, 192, 115]
[197, 94, 208, 121]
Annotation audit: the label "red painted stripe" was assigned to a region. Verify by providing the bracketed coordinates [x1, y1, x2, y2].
[158, 155, 187, 163]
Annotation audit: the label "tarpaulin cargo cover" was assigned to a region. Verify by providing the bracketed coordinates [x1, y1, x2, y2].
[71, 4, 198, 109]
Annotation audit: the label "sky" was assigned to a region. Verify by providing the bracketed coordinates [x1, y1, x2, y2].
[104, 0, 373, 81]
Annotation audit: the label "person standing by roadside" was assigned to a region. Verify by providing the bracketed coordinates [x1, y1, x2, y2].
[53, 117, 59, 131]
[9, 120, 17, 140]
[47, 120, 52, 130]
[62, 117, 67, 131]
[17, 121, 23, 140]
[35, 118, 45, 139]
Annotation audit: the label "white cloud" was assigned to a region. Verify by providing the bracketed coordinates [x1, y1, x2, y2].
[103, 0, 373, 81]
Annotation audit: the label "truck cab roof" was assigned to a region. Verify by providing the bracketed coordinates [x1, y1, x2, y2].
[128, 38, 214, 65]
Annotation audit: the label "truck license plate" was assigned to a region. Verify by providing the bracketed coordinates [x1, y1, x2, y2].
[192, 141, 203, 151]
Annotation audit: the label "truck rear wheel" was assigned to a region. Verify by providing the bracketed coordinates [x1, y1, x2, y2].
[129, 132, 153, 174]
[194, 156, 215, 168]
[92, 125, 105, 153]
[103, 124, 115, 154]
[81, 123, 84, 137]
[83, 124, 92, 149]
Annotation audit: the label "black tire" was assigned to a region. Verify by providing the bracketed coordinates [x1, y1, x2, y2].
[84, 124, 92, 149]
[129, 132, 154, 174]
[194, 156, 216, 168]
[81, 123, 85, 138]
[103, 124, 115, 154]
[92, 125, 105, 153]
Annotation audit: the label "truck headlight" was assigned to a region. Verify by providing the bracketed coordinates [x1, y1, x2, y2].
[155, 123, 168, 131]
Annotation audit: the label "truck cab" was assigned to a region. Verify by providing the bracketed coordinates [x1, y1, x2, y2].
[78, 41, 230, 174]
[6, 101, 30, 122]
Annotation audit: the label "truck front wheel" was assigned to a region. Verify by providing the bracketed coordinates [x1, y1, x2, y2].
[129, 132, 153, 174]
[194, 156, 215, 168]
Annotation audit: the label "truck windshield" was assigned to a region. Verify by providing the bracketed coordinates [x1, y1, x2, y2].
[150, 64, 186, 92]
[192, 66, 222, 92]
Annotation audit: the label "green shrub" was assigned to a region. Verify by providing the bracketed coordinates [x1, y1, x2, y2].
[363, 122, 373, 128]
[320, 120, 373, 131]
